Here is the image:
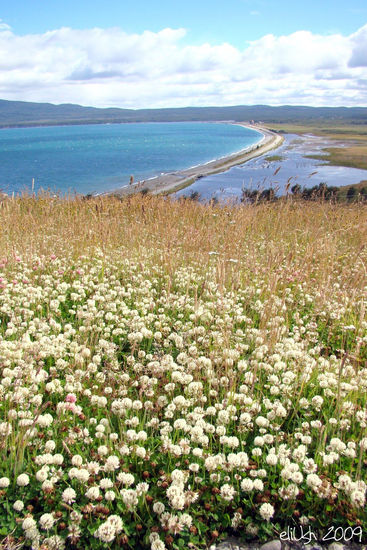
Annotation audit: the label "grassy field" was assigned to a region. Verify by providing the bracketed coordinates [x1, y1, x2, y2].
[269, 122, 367, 172]
[0, 193, 366, 549]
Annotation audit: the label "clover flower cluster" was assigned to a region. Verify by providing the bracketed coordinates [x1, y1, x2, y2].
[0, 244, 366, 549]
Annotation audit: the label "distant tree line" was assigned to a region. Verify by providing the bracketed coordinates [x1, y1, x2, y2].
[240, 182, 367, 203]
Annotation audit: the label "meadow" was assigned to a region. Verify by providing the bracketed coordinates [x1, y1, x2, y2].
[0, 193, 366, 549]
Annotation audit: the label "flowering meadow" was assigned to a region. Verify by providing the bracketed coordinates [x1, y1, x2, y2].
[0, 194, 366, 549]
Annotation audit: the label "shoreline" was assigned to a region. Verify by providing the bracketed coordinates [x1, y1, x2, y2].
[106, 123, 284, 197]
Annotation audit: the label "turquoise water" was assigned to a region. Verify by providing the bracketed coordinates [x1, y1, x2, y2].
[0, 122, 262, 195]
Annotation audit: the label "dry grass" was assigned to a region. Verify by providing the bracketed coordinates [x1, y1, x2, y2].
[1, 192, 366, 299]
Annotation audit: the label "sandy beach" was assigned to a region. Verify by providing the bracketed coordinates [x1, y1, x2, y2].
[109, 124, 284, 197]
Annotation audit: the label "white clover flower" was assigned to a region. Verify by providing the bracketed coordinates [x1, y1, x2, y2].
[153, 501, 165, 515]
[105, 455, 120, 471]
[135, 446, 146, 459]
[70, 511, 82, 524]
[36, 413, 53, 428]
[171, 469, 186, 484]
[16, 473, 30, 486]
[220, 483, 236, 501]
[94, 521, 116, 543]
[241, 478, 254, 492]
[266, 453, 278, 466]
[42, 480, 54, 492]
[36, 467, 49, 483]
[53, 454, 64, 465]
[120, 488, 139, 510]
[87, 461, 101, 475]
[105, 490, 116, 501]
[22, 517, 37, 531]
[252, 447, 262, 457]
[117, 472, 135, 486]
[13, 500, 24, 511]
[259, 502, 275, 521]
[0, 421, 12, 436]
[255, 416, 269, 428]
[106, 515, 123, 533]
[231, 511, 242, 529]
[151, 539, 166, 550]
[71, 454, 83, 467]
[45, 440, 56, 452]
[99, 478, 114, 490]
[279, 484, 300, 500]
[306, 473, 322, 489]
[39, 513, 55, 530]
[350, 489, 365, 507]
[97, 445, 109, 456]
[303, 458, 317, 474]
[253, 479, 264, 491]
[75, 468, 90, 483]
[136, 482, 149, 495]
[0, 477, 10, 488]
[85, 486, 100, 500]
[62, 487, 76, 504]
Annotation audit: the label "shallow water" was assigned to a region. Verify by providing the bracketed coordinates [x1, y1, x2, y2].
[176, 134, 367, 201]
[0, 122, 261, 196]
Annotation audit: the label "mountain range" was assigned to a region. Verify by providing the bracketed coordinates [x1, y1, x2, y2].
[1, 99, 367, 128]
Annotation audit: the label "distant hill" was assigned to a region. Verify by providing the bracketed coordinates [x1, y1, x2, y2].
[1, 99, 367, 128]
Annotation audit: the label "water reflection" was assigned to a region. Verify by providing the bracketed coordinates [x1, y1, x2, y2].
[176, 134, 367, 201]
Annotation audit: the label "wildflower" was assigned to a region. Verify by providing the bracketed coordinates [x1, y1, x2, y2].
[71, 454, 83, 467]
[94, 521, 116, 543]
[220, 483, 236, 501]
[151, 539, 166, 550]
[85, 486, 100, 500]
[13, 500, 24, 511]
[117, 472, 135, 486]
[62, 487, 76, 504]
[105, 455, 120, 471]
[253, 479, 264, 491]
[241, 478, 254, 492]
[350, 490, 365, 507]
[259, 502, 275, 521]
[153, 501, 165, 515]
[231, 512, 242, 529]
[22, 517, 37, 531]
[0, 477, 10, 488]
[39, 513, 55, 530]
[43, 535, 65, 549]
[16, 473, 30, 486]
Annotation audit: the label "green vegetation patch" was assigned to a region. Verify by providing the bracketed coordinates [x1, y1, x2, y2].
[265, 155, 284, 162]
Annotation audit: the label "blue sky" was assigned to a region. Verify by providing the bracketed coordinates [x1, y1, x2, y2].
[2, 0, 367, 46]
[1, 0, 367, 107]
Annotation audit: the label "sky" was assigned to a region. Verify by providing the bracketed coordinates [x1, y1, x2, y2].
[1, 0, 367, 108]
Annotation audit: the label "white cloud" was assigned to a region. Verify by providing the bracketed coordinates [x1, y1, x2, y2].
[349, 25, 367, 67]
[0, 23, 366, 107]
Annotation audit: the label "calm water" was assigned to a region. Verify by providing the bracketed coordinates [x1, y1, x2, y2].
[177, 133, 367, 201]
[0, 122, 261, 195]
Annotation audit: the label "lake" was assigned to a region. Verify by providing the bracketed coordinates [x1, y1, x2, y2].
[0, 122, 262, 196]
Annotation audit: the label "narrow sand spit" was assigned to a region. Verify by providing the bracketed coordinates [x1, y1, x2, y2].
[109, 124, 284, 197]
